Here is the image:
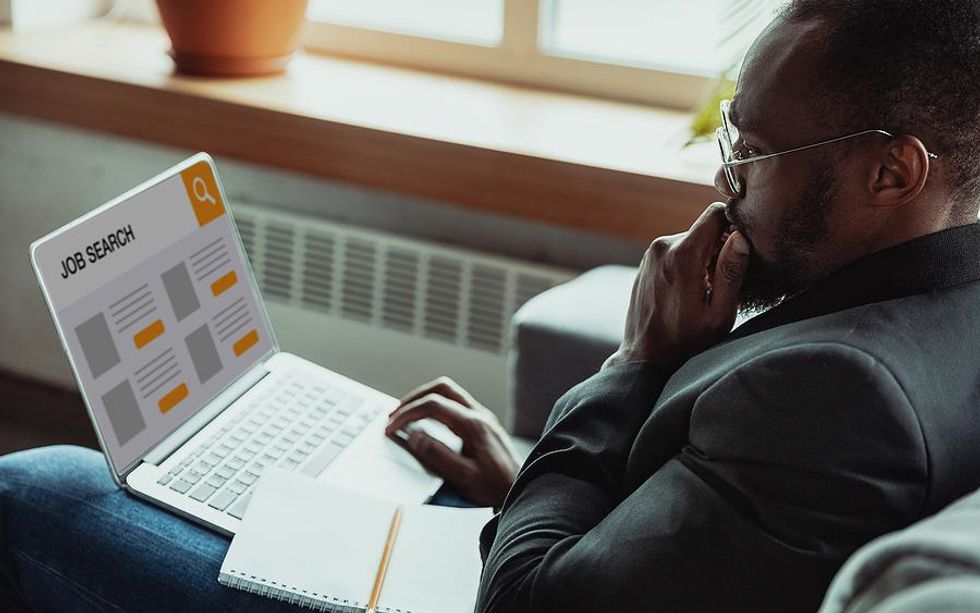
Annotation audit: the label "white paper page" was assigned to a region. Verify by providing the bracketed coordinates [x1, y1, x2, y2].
[380, 504, 493, 613]
[222, 469, 493, 612]
[221, 468, 396, 609]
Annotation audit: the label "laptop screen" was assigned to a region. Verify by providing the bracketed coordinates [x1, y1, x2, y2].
[31, 155, 275, 475]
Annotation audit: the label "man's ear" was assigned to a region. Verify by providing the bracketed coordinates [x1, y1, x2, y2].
[868, 135, 930, 208]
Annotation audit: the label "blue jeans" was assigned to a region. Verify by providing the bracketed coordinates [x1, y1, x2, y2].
[0, 445, 476, 612]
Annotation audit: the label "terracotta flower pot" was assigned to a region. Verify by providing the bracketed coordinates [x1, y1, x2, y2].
[155, 0, 309, 77]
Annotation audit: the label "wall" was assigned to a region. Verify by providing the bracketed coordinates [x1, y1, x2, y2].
[0, 112, 645, 392]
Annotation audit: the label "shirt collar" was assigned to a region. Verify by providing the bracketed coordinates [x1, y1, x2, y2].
[727, 221, 980, 342]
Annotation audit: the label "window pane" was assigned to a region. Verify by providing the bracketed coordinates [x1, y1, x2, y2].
[544, 0, 776, 76]
[308, 0, 503, 46]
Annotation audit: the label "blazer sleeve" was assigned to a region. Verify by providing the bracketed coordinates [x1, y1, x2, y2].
[476, 342, 929, 613]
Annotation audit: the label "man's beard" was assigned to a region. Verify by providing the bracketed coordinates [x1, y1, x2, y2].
[727, 165, 836, 315]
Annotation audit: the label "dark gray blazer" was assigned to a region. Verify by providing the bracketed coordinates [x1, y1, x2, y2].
[477, 222, 980, 613]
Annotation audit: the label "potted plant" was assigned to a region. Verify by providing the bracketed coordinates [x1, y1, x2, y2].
[155, 0, 309, 76]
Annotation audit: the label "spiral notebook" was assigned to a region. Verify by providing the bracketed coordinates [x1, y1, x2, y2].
[219, 468, 493, 613]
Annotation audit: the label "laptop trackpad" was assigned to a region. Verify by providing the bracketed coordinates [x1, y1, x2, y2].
[313, 415, 461, 503]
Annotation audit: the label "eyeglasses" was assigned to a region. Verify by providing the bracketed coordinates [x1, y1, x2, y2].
[716, 99, 939, 194]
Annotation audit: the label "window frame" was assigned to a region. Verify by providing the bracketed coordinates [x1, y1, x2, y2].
[302, 0, 716, 110]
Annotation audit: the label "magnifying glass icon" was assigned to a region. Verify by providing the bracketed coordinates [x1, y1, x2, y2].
[192, 176, 216, 204]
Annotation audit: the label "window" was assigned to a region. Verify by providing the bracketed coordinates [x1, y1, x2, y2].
[309, 0, 503, 46]
[304, 0, 775, 109]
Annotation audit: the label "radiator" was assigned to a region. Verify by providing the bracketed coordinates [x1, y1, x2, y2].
[233, 204, 574, 428]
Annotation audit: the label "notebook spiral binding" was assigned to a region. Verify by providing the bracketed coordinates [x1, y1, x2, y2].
[220, 568, 412, 613]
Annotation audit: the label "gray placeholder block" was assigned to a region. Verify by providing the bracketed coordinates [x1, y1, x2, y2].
[162, 262, 200, 322]
[102, 379, 146, 447]
[75, 312, 121, 379]
[186, 324, 222, 384]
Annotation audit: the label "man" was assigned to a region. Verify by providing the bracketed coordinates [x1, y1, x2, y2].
[386, 2, 980, 611]
[2, 1, 979, 612]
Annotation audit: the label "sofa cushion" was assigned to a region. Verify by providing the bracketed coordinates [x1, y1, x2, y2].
[507, 265, 634, 438]
[819, 486, 980, 613]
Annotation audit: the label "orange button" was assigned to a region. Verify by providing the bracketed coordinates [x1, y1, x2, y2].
[233, 329, 259, 357]
[158, 383, 188, 414]
[133, 319, 165, 349]
[180, 160, 225, 228]
[210, 270, 238, 297]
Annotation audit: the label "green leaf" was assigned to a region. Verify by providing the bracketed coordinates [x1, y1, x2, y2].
[686, 79, 736, 146]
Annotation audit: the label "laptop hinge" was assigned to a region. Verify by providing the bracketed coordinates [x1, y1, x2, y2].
[141, 361, 271, 467]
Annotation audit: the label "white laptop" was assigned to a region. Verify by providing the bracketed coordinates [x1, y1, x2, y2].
[30, 153, 451, 535]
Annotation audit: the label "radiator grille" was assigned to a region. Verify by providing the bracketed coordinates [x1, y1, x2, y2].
[233, 205, 573, 355]
[382, 248, 419, 333]
[301, 231, 335, 312]
[263, 223, 294, 300]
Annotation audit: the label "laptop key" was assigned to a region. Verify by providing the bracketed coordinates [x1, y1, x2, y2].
[298, 441, 345, 477]
[228, 492, 253, 520]
[323, 387, 347, 404]
[190, 483, 217, 502]
[265, 449, 284, 461]
[170, 479, 193, 494]
[239, 472, 259, 485]
[157, 473, 174, 486]
[208, 488, 239, 512]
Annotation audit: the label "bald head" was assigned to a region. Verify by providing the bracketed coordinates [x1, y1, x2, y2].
[731, 17, 828, 142]
[773, 0, 980, 221]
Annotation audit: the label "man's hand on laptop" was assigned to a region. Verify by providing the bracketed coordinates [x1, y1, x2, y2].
[385, 377, 519, 508]
[604, 202, 750, 371]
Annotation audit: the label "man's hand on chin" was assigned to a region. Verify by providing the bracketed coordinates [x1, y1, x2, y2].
[385, 376, 520, 508]
[604, 202, 750, 372]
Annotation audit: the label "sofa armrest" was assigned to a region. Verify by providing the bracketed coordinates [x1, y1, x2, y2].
[819, 487, 980, 613]
[506, 265, 636, 439]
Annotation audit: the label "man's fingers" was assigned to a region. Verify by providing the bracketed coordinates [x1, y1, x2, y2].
[396, 376, 477, 411]
[385, 394, 473, 438]
[403, 429, 476, 486]
[710, 230, 750, 310]
[685, 203, 731, 255]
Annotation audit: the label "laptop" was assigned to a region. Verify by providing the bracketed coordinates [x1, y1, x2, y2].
[29, 153, 453, 535]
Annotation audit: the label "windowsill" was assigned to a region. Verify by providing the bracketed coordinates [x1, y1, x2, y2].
[0, 20, 720, 242]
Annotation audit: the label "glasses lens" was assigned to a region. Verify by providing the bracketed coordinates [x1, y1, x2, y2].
[716, 126, 741, 193]
[725, 165, 740, 194]
[720, 99, 740, 146]
[716, 126, 732, 160]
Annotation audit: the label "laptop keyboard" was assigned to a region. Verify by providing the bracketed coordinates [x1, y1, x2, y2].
[156, 371, 384, 519]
